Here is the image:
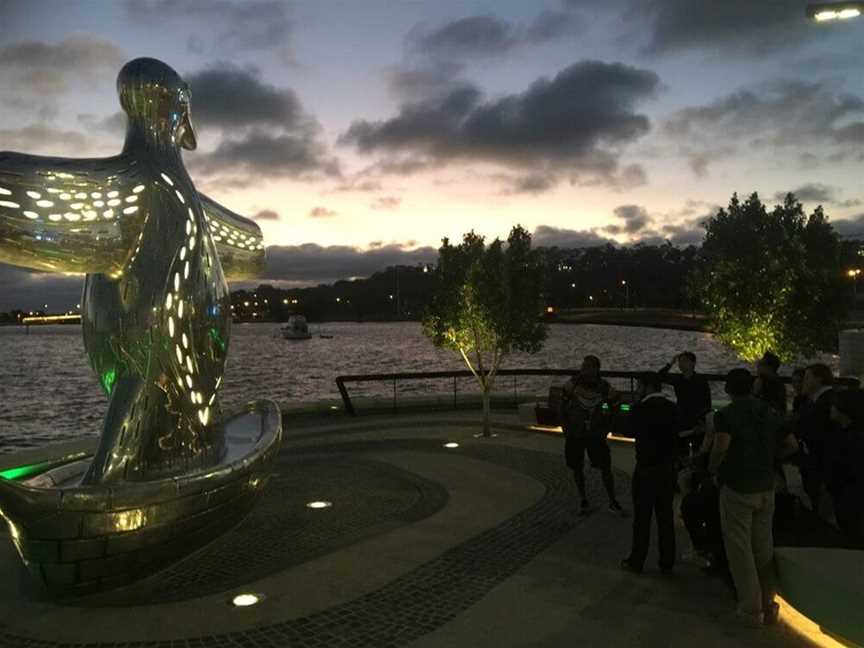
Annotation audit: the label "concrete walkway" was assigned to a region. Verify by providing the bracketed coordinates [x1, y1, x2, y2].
[0, 410, 835, 647]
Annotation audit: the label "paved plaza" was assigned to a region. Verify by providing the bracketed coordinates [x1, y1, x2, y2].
[0, 411, 835, 647]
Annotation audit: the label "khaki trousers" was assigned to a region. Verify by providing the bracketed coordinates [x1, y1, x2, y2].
[719, 486, 776, 618]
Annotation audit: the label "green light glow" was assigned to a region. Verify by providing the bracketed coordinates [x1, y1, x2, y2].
[0, 461, 53, 481]
[601, 403, 631, 412]
[101, 368, 117, 396]
[209, 327, 226, 352]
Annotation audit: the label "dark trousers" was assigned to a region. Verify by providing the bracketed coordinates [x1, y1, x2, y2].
[628, 463, 676, 570]
[681, 480, 726, 567]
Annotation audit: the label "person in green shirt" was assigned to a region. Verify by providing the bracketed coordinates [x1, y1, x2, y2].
[709, 368, 798, 628]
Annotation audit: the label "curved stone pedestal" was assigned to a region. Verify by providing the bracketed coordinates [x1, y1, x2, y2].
[0, 400, 282, 597]
[776, 547, 864, 647]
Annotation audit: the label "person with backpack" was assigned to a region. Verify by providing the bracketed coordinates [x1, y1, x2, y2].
[559, 355, 625, 516]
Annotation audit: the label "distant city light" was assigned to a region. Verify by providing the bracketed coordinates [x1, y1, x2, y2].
[283, 298, 288, 304]
[306, 501, 332, 509]
[546, 306, 554, 313]
[444, 442, 460, 448]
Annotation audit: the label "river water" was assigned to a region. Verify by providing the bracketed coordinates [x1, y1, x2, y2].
[0, 322, 837, 453]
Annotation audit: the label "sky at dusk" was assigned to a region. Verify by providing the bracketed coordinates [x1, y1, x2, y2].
[0, 0, 863, 309]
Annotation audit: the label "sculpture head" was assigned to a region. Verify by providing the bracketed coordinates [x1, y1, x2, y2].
[117, 58, 197, 151]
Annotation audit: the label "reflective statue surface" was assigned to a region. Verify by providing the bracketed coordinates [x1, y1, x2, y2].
[0, 58, 281, 595]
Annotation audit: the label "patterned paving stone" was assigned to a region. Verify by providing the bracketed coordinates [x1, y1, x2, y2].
[79, 455, 448, 606]
[0, 432, 617, 647]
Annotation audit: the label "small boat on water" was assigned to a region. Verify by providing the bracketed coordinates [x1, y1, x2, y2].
[282, 315, 312, 340]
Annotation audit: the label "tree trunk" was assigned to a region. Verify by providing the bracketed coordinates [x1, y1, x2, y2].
[481, 385, 491, 437]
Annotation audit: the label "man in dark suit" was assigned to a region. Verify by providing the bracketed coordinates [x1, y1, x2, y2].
[797, 363, 835, 516]
[621, 372, 680, 574]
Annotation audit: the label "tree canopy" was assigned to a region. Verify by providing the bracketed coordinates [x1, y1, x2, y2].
[690, 192, 846, 361]
[422, 226, 546, 435]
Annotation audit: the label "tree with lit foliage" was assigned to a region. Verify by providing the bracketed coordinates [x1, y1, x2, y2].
[690, 192, 846, 362]
[423, 226, 547, 437]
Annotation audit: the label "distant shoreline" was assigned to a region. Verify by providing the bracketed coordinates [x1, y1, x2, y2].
[2, 308, 712, 332]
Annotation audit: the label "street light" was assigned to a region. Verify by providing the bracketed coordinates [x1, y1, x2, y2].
[807, 2, 864, 21]
[621, 280, 629, 310]
[849, 268, 861, 302]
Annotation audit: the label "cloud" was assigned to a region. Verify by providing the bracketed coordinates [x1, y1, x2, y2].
[341, 60, 660, 186]
[664, 80, 864, 175]
[386, 61, 468, 101]
[309, 206, 337, 218]
[837, 199, 863, 209]
[332, 179, 383, 193]
[502, 173, 557, 195]
[190, 130, 340, 183]
[260, 242, 437, 285]
[407, 11, 582, 59]
[77, 111, 125, 137]
[531, 225, 614, 249]
[0, 124, 109, 157]
[565, 0, 829, 56]
[179, 64, 340, 184]
[126, 0, 293, 56]
[0, 35, 123, 119]
[0, 262, 83, 311]
[833, 214, 864, 239]
[185, 63, 305, 129]
[253, 209, 280, 221]
[772, 183, 836, 204]
[0, 36, 123, 89]
[371, 196, 401, 210]
[659, 222, 705, 247]
[610, 205, 650, 233]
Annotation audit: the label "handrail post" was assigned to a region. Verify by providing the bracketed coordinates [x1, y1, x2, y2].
[453, 375, 457, 410]
[393, 377, 397, 413]
[335, 377, 356, 417]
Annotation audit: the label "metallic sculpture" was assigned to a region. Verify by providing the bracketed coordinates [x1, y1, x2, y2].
[0, 58, 282, 595]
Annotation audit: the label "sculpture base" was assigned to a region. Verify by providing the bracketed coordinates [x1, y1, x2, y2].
[0, 400, 282, 598]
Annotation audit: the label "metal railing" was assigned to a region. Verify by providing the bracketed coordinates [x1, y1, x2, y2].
[334, 370, 862, 417]
[334, 369, 751, 417]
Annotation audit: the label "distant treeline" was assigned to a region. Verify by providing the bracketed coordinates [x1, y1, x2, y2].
[2, 239, 860, 325]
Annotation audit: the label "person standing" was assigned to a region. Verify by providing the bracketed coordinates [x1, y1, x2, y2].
[790, 367, 807, 415]
[559, 355, 625, 516]
[753, 351, 787, 415]
[709, 369, 796, 627]
[796, 363, 835, 517]
[827, 390, 864, 543]
[658, 352, 712, 452]
[621, 372, 680, 574]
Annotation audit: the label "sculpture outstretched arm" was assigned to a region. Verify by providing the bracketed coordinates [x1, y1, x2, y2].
[199, 193, 265, 280]
[0, 152, 148, 275]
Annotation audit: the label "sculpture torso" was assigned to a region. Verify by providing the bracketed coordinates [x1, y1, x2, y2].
[81, 151, 231, 483]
